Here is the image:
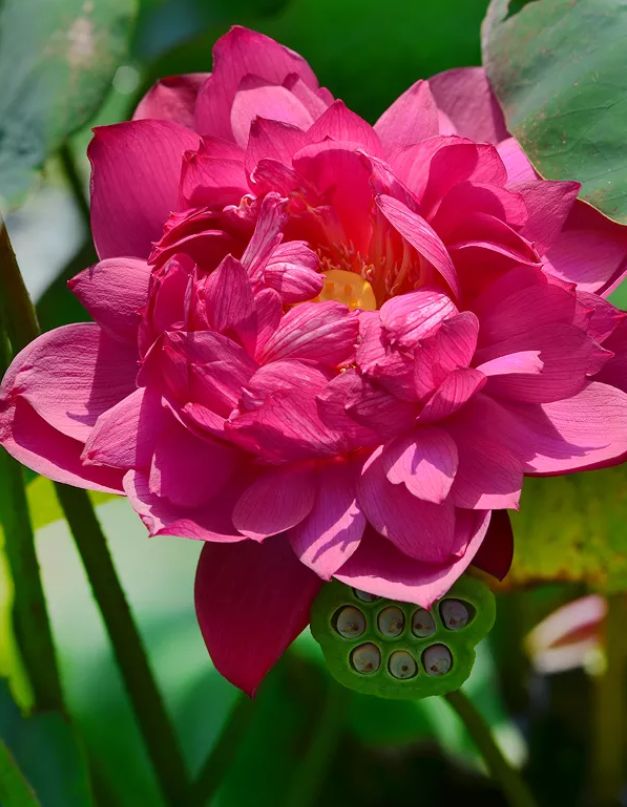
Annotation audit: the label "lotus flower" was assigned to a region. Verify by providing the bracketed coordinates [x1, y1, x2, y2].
[1, 27, 626, 694]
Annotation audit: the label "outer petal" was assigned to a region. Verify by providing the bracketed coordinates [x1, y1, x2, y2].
[195, 535, 323, 695]
[307, 100, 382, 156]
[233, 466, 317, 540]
[69, 258, 151, 343]
[230, 78, 315, 147]
[289, 461, 366, 579]
[179, 137, 247, 209]
[0, 323, 137, 443]
[88, 120, 201, 259]
[335, 511, 492, 608]
[374, 80, 439, 151]
[195, 26, 320, 139]
[428, 67, 508, 145]
[133, 74, 210, 128]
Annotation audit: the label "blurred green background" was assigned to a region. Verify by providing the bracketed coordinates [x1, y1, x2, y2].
[1, 1, 626, 805]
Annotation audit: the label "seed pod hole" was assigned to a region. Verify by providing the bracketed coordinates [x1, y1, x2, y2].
[422, 644, 453, 676]
[334, 606, 366, 638]
[388, 651, 417, 679]
[377, 606, 405, 637]
[353, 589, 379, 603]
[411, 608, 436, 638]
[440, 599, 473, 631]
[351, 643, 381, 674]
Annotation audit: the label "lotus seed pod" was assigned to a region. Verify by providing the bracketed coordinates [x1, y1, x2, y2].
[440, 599, 472, 630]
[334, 606, 366, 638]
[310, 574, 496, 700]
[377, 606, 405, 637]
[423, 644, 453, 676]
[412, 608, 436, 638]
[389, 651, 418, 679]
[351, 643, 381, 673]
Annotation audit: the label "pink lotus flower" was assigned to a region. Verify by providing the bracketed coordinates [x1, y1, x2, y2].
[2, 27, 627, 694]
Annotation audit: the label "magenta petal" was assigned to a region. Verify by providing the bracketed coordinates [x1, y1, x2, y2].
[133, 73, 210, 128]
[497, 137, 537, 183]
[69, 258, 151, 343]
[358, 449, 457, 562]
[377, 194, 460, 297]
[335, 511, 492, 608]
[246, 118, 308, 173]
[88, 120, 201, 259]
[419, 368, 486, 423]
[1, 323, 137, 442]
[289, 461, 366, 579]
[230, 79, 314, 146]
[233, 466, 317, 540]
[307, 100, 382, 155]
[205, 255, 254, 335]
[379, 288, 457, 349]
[0, 394, 123, 493]
[83, 387, 164, 470]
[428, 67, 508, 145]
[382, 427, 459, 504]
[374, 80, 439, 150]
[179, 138, 247, 208]
[263, 241, 322, 303]
[516, 180, 580, 255]
[471, 510, 514, 581]
[195, 535, 322, 695]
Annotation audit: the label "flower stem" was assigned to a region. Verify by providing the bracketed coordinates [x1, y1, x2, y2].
[445, 689, 536, 807]
[54, 483, 190, 806]
[58, 142, 91, 231]
[190, 694, 256, 806]
[0, 219, 40, 353]
[591, 593, 627, 805]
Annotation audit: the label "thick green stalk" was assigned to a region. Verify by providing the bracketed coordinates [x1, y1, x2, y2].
[58, 143, 91, 231]
[0, 738, 42, 807]
[54, 483, 190, 806]
[445, 689, 537, 807]
[0, 222, 64, 713]
[190, 694, 256, 806]
[0, 219, 40, 353]
[592, 593, 627, 805]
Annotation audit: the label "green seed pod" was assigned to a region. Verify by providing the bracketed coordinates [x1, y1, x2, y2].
[310, 575, 496, 699]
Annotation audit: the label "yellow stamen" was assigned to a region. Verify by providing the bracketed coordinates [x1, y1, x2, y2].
[316, 269, 377, 311]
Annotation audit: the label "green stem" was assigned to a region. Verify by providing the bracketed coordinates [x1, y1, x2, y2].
[53, 484, 190, 807]
[445, 689, 536, 807]
[0, 219, 40, 352]
[190, 694, 256, 806]
[0, 226, 64, 714]
[283, 680, 346, 807]
[592, 593, 627, 805]
[58, 143, 91, 231]
[0, 738, 42, 807]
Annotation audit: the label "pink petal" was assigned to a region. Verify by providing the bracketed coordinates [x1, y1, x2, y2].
[1, 323, 137, 442]
[195, 535, 322, 695]
[230, 78, 315, 147]
[379, 287, 458, 348]
[357, 449, 457, 562]
[376, 194, 460, 297]
[259, 301, 358, 367]
[233, 466, 317, 540]
[544, 200, 627, 294]
[289, 461, 366, 579]
[382, 427, 459, 504]
[476, 351, 544, 378]
[0, 396, 123, 493]
[179, 137, 247, 208]
[195, 25, 320, 139]
[124, 468, 246, 542]
[428, 67, 508, 145]
[432, 182, 527, 235]
[307, 100, 382, 155]
[246, 118, 308, 173]
[263, 241, 322, 303]
[419, 368, 486, 423]
[374, 80, 439, 150]
[205, 255, 254, 336]
[335, 511, 491, 608]
[497, 137, 537, 183]
[515, 180, 580, 255]
[471, 510, 514, 581]
[68, 258, 151, 343]
[414, 312, 480, 398]
[133, 73, 210, 128]
[82, 387, 164, 470]
[148, 413, 238, 508]
[88, 120, 201, 259]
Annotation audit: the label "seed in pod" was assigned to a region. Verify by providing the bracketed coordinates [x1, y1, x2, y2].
[422, 644, 453, 676]
[334, 606, 366, 638]
[388, 651, 418, 679]
[440, 599, 472, 630]
[412, 608, 436, 638]
[351, 643, 381, 674]
[377, 606, 405, 637]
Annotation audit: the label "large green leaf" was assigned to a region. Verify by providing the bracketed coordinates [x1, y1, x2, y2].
[0, 682, 93, 807]
[0, 0, 137, 208]
[0, 738, 41, 807]
[507, 465, 627, 591]
[482, 0, 627, 223]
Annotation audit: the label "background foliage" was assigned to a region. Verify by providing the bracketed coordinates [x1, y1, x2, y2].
[0, 0, 626, 805]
